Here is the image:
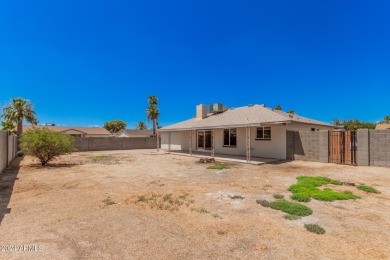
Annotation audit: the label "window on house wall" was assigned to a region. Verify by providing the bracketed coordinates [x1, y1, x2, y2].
[256, 127, 271, 140]
[223, 129, 237, 146]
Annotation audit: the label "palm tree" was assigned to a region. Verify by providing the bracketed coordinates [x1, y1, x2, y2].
[136, 121, 148, 130]
[1, 98, 38, 136]
[146, 96, 159, 136]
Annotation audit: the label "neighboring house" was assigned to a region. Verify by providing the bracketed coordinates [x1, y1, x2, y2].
[158, 104, 334, 160]
[115, 129, 153, 138]
[375, 123, 390, 130]
[23, 125, 112, 137]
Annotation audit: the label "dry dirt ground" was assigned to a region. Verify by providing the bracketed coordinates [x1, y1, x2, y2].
[0, 150, 389, 259]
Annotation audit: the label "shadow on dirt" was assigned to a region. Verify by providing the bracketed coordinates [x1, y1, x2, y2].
[0, 156, 22, 227]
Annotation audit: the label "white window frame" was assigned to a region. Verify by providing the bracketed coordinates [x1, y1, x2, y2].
[256, 127, 271, 140]
[223, 128, 237, 147]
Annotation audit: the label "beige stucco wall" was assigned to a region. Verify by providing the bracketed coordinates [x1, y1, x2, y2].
[160, 122, 333, 160]
[160, 125, 288, 160]
[161, 131, 191, 151]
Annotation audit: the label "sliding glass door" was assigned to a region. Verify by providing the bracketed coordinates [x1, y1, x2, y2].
[197, 130, 211, 150]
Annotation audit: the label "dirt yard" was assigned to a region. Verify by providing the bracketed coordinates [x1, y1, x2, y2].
[0, 150, 389, 259]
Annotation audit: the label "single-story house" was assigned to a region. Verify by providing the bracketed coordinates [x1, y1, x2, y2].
[158, 104, 334, 161]
[375, 123, 390, 130]
[115, 129, 153, 138]
[23, 125, 112, 137]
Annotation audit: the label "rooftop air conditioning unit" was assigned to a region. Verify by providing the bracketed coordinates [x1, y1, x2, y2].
[209, 103, 227, 114]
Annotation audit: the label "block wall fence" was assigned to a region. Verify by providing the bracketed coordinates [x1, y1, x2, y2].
[0, 131, 18, 174]
[74, 137, 158, 152]
[287, 129, 390, 167]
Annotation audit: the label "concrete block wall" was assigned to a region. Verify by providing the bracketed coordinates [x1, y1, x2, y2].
[74, 137, 158, 152]
[357, 129, 369, 166]
[368, 129, 390, 167]
[0, 131, 7, 174]
[286, 130, 329, 163]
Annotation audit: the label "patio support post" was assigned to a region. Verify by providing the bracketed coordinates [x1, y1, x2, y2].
[168, 132, 171, 152]
[211, 129, 215, 158]
[189, 130, 192, 155]
[246, 127, 251, 162]
[156, 131, 160, 152]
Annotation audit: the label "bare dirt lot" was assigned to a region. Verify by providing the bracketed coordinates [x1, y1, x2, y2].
[1, 150, 389, 259]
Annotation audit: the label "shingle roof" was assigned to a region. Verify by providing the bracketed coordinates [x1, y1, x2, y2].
[23, 125, 111, 135]
[160, 104, 333, 131]
[117, 129, 153, 137]
[375, 124, 390, 130]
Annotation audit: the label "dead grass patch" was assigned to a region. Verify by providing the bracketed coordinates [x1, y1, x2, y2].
[137, 192, 194, 211]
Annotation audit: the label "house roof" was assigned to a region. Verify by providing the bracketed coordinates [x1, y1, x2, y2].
[159, 104, 333, 131]
[375, 123, 390, 130]
[23, 125, 111, 135]
[116, 129, 153, 136]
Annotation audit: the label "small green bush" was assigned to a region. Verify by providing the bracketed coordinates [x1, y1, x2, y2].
[257, 199, 312, 216]
[207, 165, 228, 170]
[283, 214, 301, 220]
[267, 199, 313, 216]
[273, 194, 284, 199]
[20, 127, 77, 166]
[304, 224, 326, 234]
[357, 185, 380, 193]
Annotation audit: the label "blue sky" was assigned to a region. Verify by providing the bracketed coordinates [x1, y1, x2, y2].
[0, 0, 389, 128]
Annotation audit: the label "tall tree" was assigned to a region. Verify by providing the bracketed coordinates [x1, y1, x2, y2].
[336, 119, 376, 131]
[146, 95, 159, 136]
[383, 115, 390, 124]
[1, 98, 38, 136]
[103, 120, 126, 133]
[274, 105, 282, 110]
[136, 121, 148, 130]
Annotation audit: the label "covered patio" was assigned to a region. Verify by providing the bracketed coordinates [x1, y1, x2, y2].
[166, 150, 280, 165]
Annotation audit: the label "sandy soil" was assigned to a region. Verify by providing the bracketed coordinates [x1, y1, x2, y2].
[0, 150, 389, 259]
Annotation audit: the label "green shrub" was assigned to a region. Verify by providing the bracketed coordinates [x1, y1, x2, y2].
[267, 199, 313, 216]
[207, 165, 228, 170]
[273, 194, 284, 199]
[20, 127, 77, 166]
[289, 176, 360, 202]
[283, 214, 301, 220]
[257, 199, 312, 216]
[357, 185, 380, 193]
[304, 224, 326, 234]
